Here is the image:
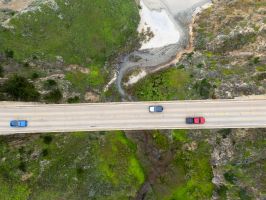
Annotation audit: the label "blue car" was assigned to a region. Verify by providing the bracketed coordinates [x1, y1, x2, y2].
[10, 120, 28, 127]
[149, 105, 164, 113]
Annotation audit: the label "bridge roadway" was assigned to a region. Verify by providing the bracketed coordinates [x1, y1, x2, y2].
[0, 99, 266, 135]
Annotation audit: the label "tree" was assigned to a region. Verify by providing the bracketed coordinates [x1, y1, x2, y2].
[0, 65, 3, 77]
[3, 74, 40, 101]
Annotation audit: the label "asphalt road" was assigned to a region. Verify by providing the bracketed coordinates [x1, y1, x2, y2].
[0, 99, 266, 135]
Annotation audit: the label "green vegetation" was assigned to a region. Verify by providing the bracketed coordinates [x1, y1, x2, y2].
[0, 0, 140, 93]
[43, 79, 57, 90]
[128, 68, 191, 101]
[98, 131, 145, 188]
[0, 65, 3, 77]
[239, 188, 252, 200]
[138, 129, 214, 200]
[4, 49, 14, 58]
[224, 170, 237, 184]
[30, 71, 40, 80]
[2, 74, 40, 101]
[172, 130, 189, 142]
[0, 131, 145, 199]
[43, 88, 63, 103]
[0, 0, 139, 66]
[65, 68, 106, 93]
[152, 130, 169, 150]
[193, 79, 214, 99]
[169, 140, 214, 200]
[217, 33, 257, 53]
[67, 96, 80, 103]
[216, 129, 266, 199]
[256, 65, 266, 72]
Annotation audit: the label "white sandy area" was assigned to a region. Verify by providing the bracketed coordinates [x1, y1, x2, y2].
[125, 70, 147, 86]
[138, 0, 180, 50]
[138, 0, 211, 50]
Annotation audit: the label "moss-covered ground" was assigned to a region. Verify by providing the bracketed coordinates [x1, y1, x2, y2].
[127, 67, 196, 101]
[0, 0, 140, 98]
[0, 0, 139, 66]
[0, 131, 144, 199]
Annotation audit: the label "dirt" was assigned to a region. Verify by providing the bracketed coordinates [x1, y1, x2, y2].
[84, 92, 100, 102]
[0, 0, 34, 11]
[126, 130, 175, 200]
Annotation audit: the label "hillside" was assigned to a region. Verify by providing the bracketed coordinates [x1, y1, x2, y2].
[0, 0, 265, 199]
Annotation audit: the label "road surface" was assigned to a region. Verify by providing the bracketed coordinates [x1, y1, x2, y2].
[0, 99, 266, 135]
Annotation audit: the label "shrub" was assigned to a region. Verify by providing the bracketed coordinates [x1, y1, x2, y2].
[4, 49, 14, 58]
[0, 65, 4, 77]
[67, 96, 80, 103]
[31, 72, 39, 80]
[224, 170, 237, 184]
[44, 79, 57, 90]
[194, 79, 213, 99]
[42, 135, 53, 145]
[18, 162, 27, 172]
[252, 57, 260, 64]
[239, 188, 252, 200]
[44, 89, 62, 103]
[3, 74, 40, 101]
[41, 149, 49, 157]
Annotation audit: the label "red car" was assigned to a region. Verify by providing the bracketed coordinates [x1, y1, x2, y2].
[186, 117, 205, 124]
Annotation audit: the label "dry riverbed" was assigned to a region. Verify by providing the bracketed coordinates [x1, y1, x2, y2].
[116, 0, 212, 98]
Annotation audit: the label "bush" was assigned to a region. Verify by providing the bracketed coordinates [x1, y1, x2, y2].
[44, 89, 62, 103]
[0, 65, 4, 77]
[67, 96, 80, 103]
[44, 79, 57, 90]
[3, 74, 40, 101]
[217, 185, 228, 200]
[4, 49, 14, 58]
[41, 149, 49, 157]
[31, 72, 39, 80]
[42, 135, 53, 145]
[224, 170, 237, 184]
[18, 162, 27, 172]
[194, 79, 213, 99]
[131, 68, 191, 101]
[239, 188, 252, 200]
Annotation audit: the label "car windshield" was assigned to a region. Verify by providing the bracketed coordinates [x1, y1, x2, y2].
[12, 121, 18, 126]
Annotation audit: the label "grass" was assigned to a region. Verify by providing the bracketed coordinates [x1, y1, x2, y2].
[169, 141, 214, 200]
[0, 131, 145, 199]
[256, 65, 266, 72]
[98, 131, 144, 189]
[140, 130, 214, 200]
[0, 0, 140, 92]
[172, 130, 189, 142]
[65, 66, 107, 93]
[0, 0, 139, 66]
[128, 68, 192, 101]
[152, 130, 170, 150]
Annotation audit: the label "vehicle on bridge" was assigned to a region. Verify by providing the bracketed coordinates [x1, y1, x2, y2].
[10, 120, 28, 128]
[149, 105, 164, 113]
[186, 117, 205, 124]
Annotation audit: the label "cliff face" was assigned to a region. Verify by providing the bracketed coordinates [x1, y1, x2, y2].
[192, 0, 266, 99]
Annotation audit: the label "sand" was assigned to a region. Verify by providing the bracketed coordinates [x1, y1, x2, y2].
[138, 0, 211, 50]
[138, 0, 180, 49]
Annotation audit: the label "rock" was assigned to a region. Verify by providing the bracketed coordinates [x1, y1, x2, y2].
[85, 92, 100, 102]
